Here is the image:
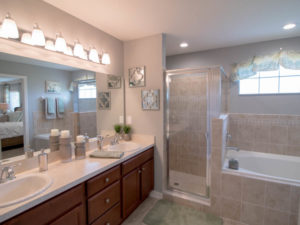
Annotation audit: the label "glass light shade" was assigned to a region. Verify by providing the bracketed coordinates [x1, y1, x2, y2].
[88, 48, 99, 63]
[73, 42, 84, 58]
[64, 46, 73, 56]
[0, 25, 8, 38]
[81, 50, 88, 60]
[55, 33, 67, 53]
[21, 33, 32, 45]
[45, 40, 55, 51]
[1, 13, 19, 39]
[101, 53, 111, 65]
[31, 24, 45, 46]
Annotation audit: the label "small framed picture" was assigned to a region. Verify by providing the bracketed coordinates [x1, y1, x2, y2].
[45, 81, 62, 93]
[107, 75, 122, 89]
[141, 89, 160, 110]
[98, 91, 111, 110]
[129, 66, 145, 87]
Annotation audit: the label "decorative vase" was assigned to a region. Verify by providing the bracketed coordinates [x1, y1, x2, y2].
[123, 133, 131, 141]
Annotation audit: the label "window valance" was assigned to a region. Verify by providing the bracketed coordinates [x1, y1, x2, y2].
[232, 50, 300, 81]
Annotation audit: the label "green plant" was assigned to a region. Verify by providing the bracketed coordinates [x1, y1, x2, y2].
[114, 124, 122, 133]
[123, 125, 131, 134]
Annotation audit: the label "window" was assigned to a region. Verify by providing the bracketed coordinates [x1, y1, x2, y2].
[239, 66, 300, 95]
[78, 81, 96, 99]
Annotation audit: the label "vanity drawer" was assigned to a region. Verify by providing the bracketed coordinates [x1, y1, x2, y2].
[122, 148, 154, 175]
[91, 203, 121, 225]
[88, 181, 120, 224]
[87, 165, 121, 197]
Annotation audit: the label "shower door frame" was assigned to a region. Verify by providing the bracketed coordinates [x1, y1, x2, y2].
[165, 68, 211, 199]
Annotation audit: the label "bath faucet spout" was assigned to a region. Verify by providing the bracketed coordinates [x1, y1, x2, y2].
[226, 146, 240, 152]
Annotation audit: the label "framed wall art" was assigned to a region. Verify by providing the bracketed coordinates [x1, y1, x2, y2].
[98, 91, 111, 110]
[141, 89, 160, 110]
[129, 66, 145, 87]
[107, 75, 122, 89]
[45, 81, 62, 93]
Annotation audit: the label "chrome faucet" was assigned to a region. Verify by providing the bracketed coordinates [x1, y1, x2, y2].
[110, 133, 120, 146]
[0, 166, 16, 183]
[97, 135, 105, 150]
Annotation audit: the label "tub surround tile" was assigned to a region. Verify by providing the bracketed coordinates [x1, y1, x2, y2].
[289, 213, 298, 225]
[270, 125, 288, 145]
[241, 202, 264, 225]
[288, 126, 300, 146]
[242, 178, 265, 205]
[265, 182, 291, 212]
[290, 186, 300, 214]
[221, 197, 241, 221]
[221, 174, 242, 200]
[264, 208, 290, 225]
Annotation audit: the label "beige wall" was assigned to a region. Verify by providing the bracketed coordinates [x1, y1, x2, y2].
[124, 34, 165, 192]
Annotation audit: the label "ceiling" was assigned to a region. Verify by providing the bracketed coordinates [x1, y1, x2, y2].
[44, 0, 300, 56]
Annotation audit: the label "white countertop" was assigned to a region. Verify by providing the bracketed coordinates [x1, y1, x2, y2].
[0, 135, 155, 223]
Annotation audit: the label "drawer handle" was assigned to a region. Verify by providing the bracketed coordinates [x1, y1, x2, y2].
[105, 198, 110, 204]
[105, 177, 110, 183]
[142, 167, 145, 171]
[106, 223, 110, 225]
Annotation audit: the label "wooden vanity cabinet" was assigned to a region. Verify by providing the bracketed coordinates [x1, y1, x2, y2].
[3, 184, 86, 225]
[122, 148, 154, 219]
[2, 147, 154, 225]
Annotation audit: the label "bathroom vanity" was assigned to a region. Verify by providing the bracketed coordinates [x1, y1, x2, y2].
[1, 142, 154, 225]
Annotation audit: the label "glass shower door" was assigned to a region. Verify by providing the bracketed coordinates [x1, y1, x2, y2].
[166, 71, 209, 197]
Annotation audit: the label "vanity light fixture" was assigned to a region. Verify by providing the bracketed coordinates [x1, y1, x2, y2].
[283, 23, 296, 30]
[64, 46, 73, 56]
[101, 52, 111, 65]
[55, 33, 67, 53]
[21, 33, 33, 45]
[180, 42, 188, 48]
[1, 13, 19, 39]
[31, 23, 45, 46]
[0, 25, 8, 38]
[73, 41, 84, 58]
[45, 40, 55, 51]
[88, 48, 100, 63]
[81, 50, 88, 60]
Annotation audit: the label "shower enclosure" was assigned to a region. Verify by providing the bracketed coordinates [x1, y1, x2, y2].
[165, 67, 223, 199]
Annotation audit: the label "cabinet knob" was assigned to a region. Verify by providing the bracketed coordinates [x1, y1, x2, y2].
[105, 177, 110, 183]
[138, 170, 142, 174]
[142, 167, 145, 171]
[105, 198, 110, 204]
[106, 223, 110, 225]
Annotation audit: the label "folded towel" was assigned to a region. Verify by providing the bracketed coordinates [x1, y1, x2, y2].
[47, 97, 55, 114]
[90, 151, 124, 159]
[57, 98, 64, 113]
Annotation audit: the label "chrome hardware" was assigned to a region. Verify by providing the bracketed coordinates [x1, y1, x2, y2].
[0, 165, 17, 183]
[142, 168, 145, 171]
[226, 146, 239, 152]
[105, 177, 110, 183]
[38, 149, 48, 172]
[97, 135, 105, 150]
[105, 198, 110, 204]
[106, 223, 110, 225]
[110, 133, 120, 146]
[138, 170, 142, 174]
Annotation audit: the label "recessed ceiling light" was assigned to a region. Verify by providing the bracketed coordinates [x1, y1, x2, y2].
[180, 42, 188, 48]
[283, 23, 296, 30]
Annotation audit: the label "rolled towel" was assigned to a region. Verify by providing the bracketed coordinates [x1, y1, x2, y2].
[90, 150, 124, 159]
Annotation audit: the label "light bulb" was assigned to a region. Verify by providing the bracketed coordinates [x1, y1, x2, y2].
[1, 13, 19, 39]
[73, 41, 84, 58]
[21, 33, 32, 45]
[81, 50, 88, 60]
[45, 40, 55, 51]
[55, 33, 67, 53]
[0, 24, 8, 38]
[64, 46, 73, 56]
[31, 23, 45, 46]
[88, 48, 99, 63]
[101, 53, 111, 65]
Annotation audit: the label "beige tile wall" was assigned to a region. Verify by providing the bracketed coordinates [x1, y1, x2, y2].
[228, 113, 300, 157]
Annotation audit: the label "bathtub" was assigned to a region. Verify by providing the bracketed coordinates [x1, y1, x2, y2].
[223, 149, 300, 186]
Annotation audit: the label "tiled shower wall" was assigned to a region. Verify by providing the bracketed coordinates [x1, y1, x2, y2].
[228, 113, 300, 156]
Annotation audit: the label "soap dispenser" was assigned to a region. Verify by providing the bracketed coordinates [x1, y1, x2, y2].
[38, 149, 48, 172]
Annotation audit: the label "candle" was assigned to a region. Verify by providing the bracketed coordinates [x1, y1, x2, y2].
[76, 135, 85, 143]
[61, 130, 70, 138]
[50, 129, 59, 136]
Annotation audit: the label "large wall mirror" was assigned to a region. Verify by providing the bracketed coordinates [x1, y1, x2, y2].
[0, 52, 124, 163]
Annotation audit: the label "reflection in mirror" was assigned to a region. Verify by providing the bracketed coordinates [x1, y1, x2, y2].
[0, 52, 100, 162]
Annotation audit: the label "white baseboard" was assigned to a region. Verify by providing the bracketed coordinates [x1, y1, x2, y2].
[150, 190, 163, 199]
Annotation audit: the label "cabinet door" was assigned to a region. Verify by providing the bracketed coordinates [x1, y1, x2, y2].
[50, 204, 85, 225]
[141, 159, 154, 201]
[122, 168, 140, 218]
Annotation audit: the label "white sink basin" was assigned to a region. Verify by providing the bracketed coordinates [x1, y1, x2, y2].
[107, 142, 141, 152]
[0, 173, 52, 208]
